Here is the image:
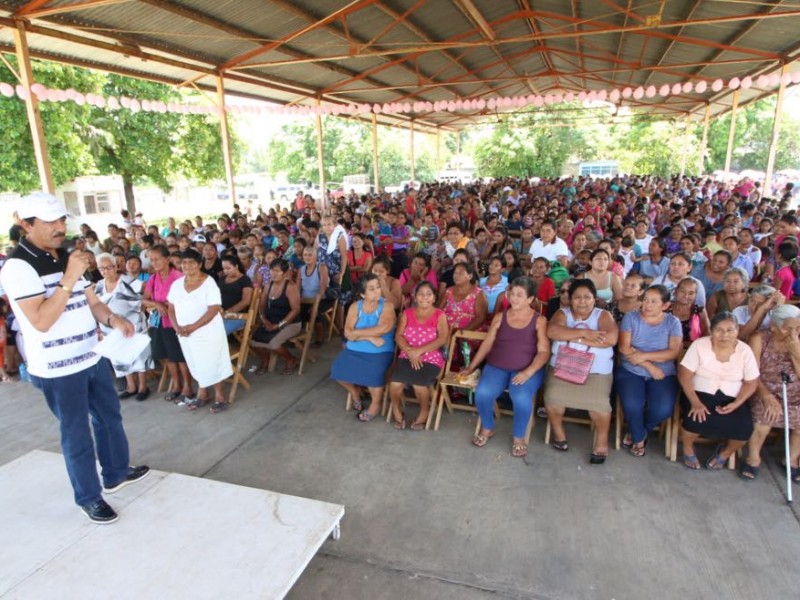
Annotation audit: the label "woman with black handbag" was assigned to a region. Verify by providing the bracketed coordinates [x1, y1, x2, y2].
[544, 279, 618, 464]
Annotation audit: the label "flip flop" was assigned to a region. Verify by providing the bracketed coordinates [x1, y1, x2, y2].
[590, 453, 607, 465]
[551, 439, 569, 452]
[471, 431, 494, 447]
[738, 462, 759, 481]
[410, 420, 427, 431]
[705, 444, 727, 470]
[683, 454, 701, 470]
[511, 442, 528, 458]
[209, 401, 229, 414]
[164, 391, 181, 403]
[357, 410, 378, 422]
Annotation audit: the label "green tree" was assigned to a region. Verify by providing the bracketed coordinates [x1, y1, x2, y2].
[706, 96, 800, 172]
[87, 75, 234, 213]
[615, 117, 700, 177]
[0, 59, 102, 193]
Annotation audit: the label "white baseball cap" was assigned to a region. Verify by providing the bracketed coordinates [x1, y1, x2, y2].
[17, 192, 71, 221]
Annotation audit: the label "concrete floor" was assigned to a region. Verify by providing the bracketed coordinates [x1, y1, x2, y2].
[3, 349, 800, 600]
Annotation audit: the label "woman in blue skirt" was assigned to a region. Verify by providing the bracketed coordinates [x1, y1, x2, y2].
[331, 273, 397, 421]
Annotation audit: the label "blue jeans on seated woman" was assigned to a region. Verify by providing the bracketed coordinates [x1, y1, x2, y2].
[224, 319, 246, 335]
[615, 366, 678, 445]
[475, 363, 545, 439]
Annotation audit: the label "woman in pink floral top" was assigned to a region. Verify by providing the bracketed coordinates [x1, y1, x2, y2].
[440, 262, 487, 332]
[388, 282, 449, 430]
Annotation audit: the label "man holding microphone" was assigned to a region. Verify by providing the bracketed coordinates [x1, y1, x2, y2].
[0, 192, 149, 524]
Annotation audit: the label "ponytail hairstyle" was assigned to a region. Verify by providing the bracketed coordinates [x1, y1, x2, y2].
[778, 240, 800, 277]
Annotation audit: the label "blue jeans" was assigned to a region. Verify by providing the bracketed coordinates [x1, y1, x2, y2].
[475, 363, 545, 438]
[224, 319, 245, 335]
[30, 358, 130, 506]
[615, 366, 678, 445]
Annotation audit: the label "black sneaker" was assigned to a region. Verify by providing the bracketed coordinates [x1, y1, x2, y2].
[81, 499, 119, 524]
[104, 465, 151, 493]
[135, 388, 150, 402]
[118, 390, 137, 400]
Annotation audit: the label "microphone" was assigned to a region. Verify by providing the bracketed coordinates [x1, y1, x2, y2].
[781, 370, 792, 384]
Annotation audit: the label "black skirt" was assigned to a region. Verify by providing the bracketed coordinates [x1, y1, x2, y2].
[390, 358, 440, 387]
[680, 389, 753, 441]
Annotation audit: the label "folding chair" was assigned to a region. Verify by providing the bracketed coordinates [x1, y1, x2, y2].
[381, 348, 443, 430]
[225, 286, 262, 403]
[473, 395, 536, 446]
[433, 330, 487, 430]
[288, 296, 321, 375]
[668, 399, 736, 469]
[322, 271, 346, 342]
[614, 394, 671, 456]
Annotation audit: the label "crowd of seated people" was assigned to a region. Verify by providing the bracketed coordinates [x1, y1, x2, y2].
[2, 173, 799, 480]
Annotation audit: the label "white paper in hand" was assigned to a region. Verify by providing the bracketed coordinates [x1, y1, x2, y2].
[94, 329, 150, 365]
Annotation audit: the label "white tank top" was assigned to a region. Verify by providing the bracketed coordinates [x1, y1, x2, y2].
[549, 307, 615, 374]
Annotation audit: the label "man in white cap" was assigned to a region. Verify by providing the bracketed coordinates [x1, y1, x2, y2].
[0, 192, 149, 524]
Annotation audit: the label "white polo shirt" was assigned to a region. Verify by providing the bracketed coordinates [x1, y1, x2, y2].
[529, 238, 569, 262]
[0, 239, 99, 378]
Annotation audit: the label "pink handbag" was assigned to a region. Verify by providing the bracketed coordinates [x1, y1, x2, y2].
[553, 323, 595, 385]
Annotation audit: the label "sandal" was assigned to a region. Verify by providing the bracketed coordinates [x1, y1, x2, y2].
[410, 420, 427, 431]
[511, 442, 528, 458]
[621, 433, 633, 449]
[164, 391, 181, 403]
[357, 410, 378, 422]
[683, 454, 701, 470]
[589, 453, 607, 465]
[738, 462, 759, 481]
[780, 460, 800, 483]
[247, 365, 259, 374]
[551, 439, 569, 452]
[282, 363, 298, 376]
[629, 443, 647, 458]
[705, 444, 727, 470]
[471, 431, 494, 447]
[209, 401, 229, 414]
[186, 397, 210, 411]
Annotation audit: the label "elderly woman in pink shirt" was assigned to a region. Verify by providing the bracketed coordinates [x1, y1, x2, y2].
[678, 311, 760, 471]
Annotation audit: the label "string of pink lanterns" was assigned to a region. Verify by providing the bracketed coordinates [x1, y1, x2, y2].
[1, 71, 798, 117]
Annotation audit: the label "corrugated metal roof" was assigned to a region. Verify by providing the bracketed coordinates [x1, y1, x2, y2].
[0, 0, 798, 129]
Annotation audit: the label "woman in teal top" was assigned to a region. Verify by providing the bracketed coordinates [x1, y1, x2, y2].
[331, 273, 397, 422]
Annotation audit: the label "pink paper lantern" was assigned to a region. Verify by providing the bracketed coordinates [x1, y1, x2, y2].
[621, 87, 632, 99]
[682, 82, 693, 93]
[372, 103, 382, 114]
[120, 96, 131, 108]
[757, 75, 769, 87]
[586, 91, 597, 102]
[107, 96, 119, 109]
[142, 100, 152, 111]
[526, 94, 536, 104]
[728, 77, 740, 89]
[781, 72, 793, 85]
[534, 96, 543, 107]
[711, 79, 724, 92]
[609, 89, 620, 102]
[30, 82, 46, 97]
[672, 83, 682, 95]
[740, 76, 752, 89]
[659, 84, 670, 97]
[0, 82, 14, 97]
[487, 98, 496, 110]
[65, 88, 77, 99]
[633, 87, 644, 100]
[694, 80, 707, 94]
[554, 93, 564, 104]
[596, 90, 606, 102]
[544, 94, 553, 105]
[792, 71, 800, 84]
[424, 102, 433, 112]
[768, 73, 780, 86]
[476, 99, 486, 110]
[564, 92, 574, 102]
[645, 85, 656, 98]
[16, 85, 29, 100]
[130, 99, 141, 112]
[577, 91, 587, 101]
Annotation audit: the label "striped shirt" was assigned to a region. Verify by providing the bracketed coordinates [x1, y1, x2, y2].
[0, 239, 100, 378]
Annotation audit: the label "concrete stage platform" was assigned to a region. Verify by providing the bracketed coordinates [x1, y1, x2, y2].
[0, 451, 344, 600]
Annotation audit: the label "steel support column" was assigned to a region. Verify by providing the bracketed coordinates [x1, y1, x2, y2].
[216, 75, 236, 207]
[699, 103, 710, 175]
[14, 22, 53, 193]
[371, 113, 380, 193]
[724, 90, 740, 173]
[316, 103, 326, 210]
[680, 113, 691, 176]
[409, 120, 415, 181]
[764, 64, 788, 194]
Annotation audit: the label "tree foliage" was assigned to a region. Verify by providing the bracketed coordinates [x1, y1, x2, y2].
[706, 96, 800, 172]
[265, 117, 436, 187]
[0, 62, 238, 212]
[0, 59, 101, 193]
